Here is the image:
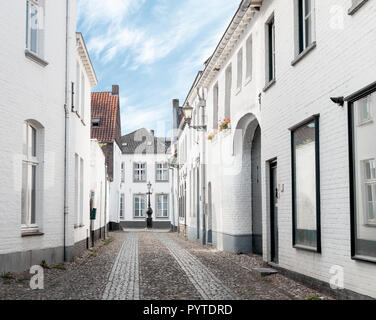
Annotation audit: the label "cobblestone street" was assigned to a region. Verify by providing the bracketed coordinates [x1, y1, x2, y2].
[0, 231, 332, 300]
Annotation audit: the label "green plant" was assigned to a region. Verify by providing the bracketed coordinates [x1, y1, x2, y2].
[305, 296, 321, 301]
[219, 118, 231, 131]
[40, 260, 50, 269]
[1, 272, 14, 280]
[52, 264, 66, 270]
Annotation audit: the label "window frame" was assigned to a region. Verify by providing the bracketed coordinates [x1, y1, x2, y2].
[264, 14, 276, 90]
[133, 194, 146, 218]
[156, 194, 169, 218]
[133, 162, 147, 182]
[348, 82, 376, 263]
[224, 64, 232, 119]
[156, 162, 169, 182]
[120, 193, 125, 219]
[245, 35, 253, 83]
[121, 162, 125, 183]
[213, 83, 219, 130]
[290, 114, 321, 253]
[26, 0, 41, 55]
[236, 48, 243, 91]
[22, 122, 40, 232]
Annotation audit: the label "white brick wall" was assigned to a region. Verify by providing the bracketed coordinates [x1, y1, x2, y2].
[177, 0, 376, 298]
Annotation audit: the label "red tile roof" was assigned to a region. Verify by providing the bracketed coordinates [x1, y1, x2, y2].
[91, 92, 122, 145]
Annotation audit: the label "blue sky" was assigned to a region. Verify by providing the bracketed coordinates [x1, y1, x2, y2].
[77, 0, 239, 137]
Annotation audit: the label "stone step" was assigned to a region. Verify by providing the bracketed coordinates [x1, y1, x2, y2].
[253, 267, 278, 277]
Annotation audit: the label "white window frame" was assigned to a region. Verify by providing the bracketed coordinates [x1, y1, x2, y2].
[133, 163, 146, 182]
[76, 61, 81, 114]
[300, 0, 314, 52]
[225, 64, 232, 119]
[134, 194, 146, 218]
[156, 194, 169, 218]
[245, 35, 253, 82]
[156, 162, 169, 182]
[266, 15, 276, 84]
[356, 94, 373, 125]
[81, 71, 86, 121]
[22, 122, 39, 231]
[213, 83, 219, 130]
[236, 48, 243, 91]
[26, 0, 42, 55]
[121, 162, 125, 183]
[362, 159, 376, 225]
[120, 194, 125, 219]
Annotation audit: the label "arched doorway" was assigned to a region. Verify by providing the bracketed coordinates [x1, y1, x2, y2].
[234, 113, 263, 255]
[251, 125, 262, 254]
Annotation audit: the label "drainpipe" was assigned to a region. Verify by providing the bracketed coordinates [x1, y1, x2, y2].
[198, 87, 207, 245]
[63, 0, 70, 262]
[104, 164, 108, 240]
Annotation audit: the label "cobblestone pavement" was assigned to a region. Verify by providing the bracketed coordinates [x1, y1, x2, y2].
[0, 230, 333, 300]
[155, 233, 239, 300]
[102, 232, 139, 300]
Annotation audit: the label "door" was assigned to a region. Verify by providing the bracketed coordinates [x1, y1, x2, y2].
[270, 160, 279, 263]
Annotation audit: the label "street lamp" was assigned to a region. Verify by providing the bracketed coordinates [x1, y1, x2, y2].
[146, 181, 153, 228]
[181, 105, 207, 131]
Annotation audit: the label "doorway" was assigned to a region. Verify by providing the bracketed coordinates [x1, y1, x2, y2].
[270, 160, 279, 264]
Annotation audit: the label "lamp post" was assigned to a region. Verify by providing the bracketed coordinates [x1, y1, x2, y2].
[146, 181, 153, 228]
[181, 105, 207, 131]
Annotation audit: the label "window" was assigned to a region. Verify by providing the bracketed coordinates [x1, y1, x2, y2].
[356, 94, 373, 124]
[291, 115, 321, 252]
[74, 155, 84, 227]
[134, 163, 146, 182]
[81, 72, 85, 120]
[237, 48, 243, 90]
[225, 64, 232, 119]
[246, 35, 253, 81]
[76, 62, 81, 114]
[297, 0, 314, 54]
[92, 119, 100, 128]
[120, 194, 125, 219]
[22, 122, 40, 230]
[134, 195, 146, 217]
[213, 83, 219, 130]
[266, 15, 276, 84]
[26, 0, 41, 54]
[349, 86, 376, 262]
[157, 194, 169, 218]
[121, 162, 125, 183]
[156, 163, 169, 182]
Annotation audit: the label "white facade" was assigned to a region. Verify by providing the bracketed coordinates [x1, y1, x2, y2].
[0, 0, 107, 273]
[119, 129, 174, 229]
[119, 154, 173, 229]
[173, 0, 376, 298]
[90, 140, 109, 239]
[108, 142, 123, 226]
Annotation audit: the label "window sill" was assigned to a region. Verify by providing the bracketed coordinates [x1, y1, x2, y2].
[348, 0, 368, 15]
[74, 224, 85, 229]
[25, 50, 49, 67]
[352, 255, 376, 264]
[291, 41, 317, 66]
[293, 244, 320, 253]
[263, 78, 276, 92]
[358, 119, 373, 127]
[133, 181, 147, 183]
[22, 231, 44, 238]
[244, 76, 252, 87]
[156, 180, 170, 183]
[156, 217, 170, 219]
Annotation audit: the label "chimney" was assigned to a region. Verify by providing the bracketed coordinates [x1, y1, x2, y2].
[172, 99, 180, 109]
[151, 130, 155, 136]
[112, 85, 119, 96]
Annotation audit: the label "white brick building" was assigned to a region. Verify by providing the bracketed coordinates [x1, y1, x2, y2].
[119, 129, 175, 229]
[172, 0, 376, 299]
[0, 0, 107, 273]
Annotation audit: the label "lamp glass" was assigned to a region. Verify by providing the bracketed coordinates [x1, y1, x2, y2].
[182, 106, 193, 121]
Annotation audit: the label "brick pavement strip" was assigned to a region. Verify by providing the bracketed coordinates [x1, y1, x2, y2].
[154, 233, 239, 300]
[102, 232, 139, 300]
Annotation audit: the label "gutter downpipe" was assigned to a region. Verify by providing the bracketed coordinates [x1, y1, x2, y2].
[104, 164, 108, 240]
[198, 88, 207, 245]
[63, 0, 70, 262]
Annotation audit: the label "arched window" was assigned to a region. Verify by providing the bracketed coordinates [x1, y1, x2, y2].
[21, 120, 43, 232]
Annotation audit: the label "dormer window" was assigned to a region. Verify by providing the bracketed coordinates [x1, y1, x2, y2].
[92, 119, 100, 128]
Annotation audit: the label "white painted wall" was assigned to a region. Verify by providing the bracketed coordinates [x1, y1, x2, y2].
[109, 142, 122, 224]
[176, 0, 376, 298]
[0, 0, 76, 260]
[119, 153, 172, 226]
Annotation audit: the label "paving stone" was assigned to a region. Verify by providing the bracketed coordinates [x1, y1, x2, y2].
[155, 233, 239, 300]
